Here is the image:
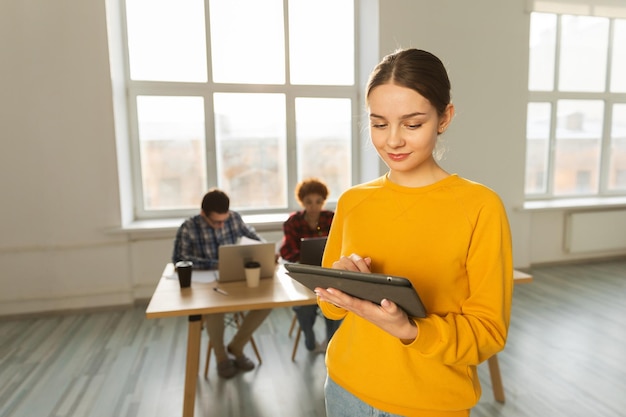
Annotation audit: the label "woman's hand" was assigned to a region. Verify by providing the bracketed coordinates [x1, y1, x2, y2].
[331, 253, 372, 272]
[316, 254, 418, 342]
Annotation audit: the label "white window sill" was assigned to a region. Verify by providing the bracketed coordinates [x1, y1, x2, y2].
[523, 196, 626, 211]
[107, 213, 290, 237]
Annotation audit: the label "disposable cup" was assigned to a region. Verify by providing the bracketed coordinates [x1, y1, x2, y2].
[175, 261, 193, 288]
[244, 261, 261, 288]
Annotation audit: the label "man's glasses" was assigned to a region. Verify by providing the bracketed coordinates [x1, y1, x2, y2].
[204, 212, 229, 227]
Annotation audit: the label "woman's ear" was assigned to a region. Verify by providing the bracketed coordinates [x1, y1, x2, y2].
[438, 103, 455, 134]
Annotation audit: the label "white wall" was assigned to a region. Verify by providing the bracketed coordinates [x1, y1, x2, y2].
[376, 1, 626, 266]
[0, 0, 624, 317]
[0, 1, 133, 315]
[378, 1, 532, 267]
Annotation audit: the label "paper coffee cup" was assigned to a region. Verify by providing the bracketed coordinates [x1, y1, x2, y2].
[244, 261, 261, 288]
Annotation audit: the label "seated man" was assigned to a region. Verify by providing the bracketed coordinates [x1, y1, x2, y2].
[172, 188, 271, 379]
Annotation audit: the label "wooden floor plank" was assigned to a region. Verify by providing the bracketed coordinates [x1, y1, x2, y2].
[0, 258, 624, 417]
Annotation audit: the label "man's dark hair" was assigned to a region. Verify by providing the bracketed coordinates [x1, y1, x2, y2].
[201, 188, 230, 215]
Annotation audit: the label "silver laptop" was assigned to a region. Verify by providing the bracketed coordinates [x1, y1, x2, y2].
[218, 242, 276, 283]
[299, 236, 327, 266]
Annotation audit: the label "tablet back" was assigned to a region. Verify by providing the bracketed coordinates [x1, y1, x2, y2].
[299, 236, 327, 266]
[284, 263, 426, 318]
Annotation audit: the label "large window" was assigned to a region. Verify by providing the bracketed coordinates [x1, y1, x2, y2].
[525, 12, 626, 198]
[123, 0, 357, 218]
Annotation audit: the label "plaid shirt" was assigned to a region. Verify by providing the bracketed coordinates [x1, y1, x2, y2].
[279, 210, 334, 262]
[172, 211, 262, 270]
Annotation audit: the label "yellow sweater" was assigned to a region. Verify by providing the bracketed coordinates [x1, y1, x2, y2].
[320, 174, 513, 416]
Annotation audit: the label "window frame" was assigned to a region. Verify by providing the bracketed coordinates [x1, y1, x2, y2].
[526, 12, 626, 201]
[120, 0, 362, 221]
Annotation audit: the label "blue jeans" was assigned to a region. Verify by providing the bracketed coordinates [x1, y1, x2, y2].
[325, 376, 405, 417]
[293, 305, 340, 350]
[325, 376, 471, 417]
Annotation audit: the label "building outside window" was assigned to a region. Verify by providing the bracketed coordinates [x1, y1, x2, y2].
[525, 11, 626, 199]
[122, 0, 357, 218]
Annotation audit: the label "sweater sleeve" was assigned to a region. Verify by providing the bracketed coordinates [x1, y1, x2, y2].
[319, 197, 349, 320]
[411, 195, 513, 365]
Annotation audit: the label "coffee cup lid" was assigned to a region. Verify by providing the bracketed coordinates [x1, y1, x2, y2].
[175, 261, 193, 268]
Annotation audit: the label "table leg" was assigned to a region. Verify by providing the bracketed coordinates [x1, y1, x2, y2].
[183, 315, 202, 417]
[487, 354, 505, 403]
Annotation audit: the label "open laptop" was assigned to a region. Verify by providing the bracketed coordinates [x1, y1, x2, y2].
[218, 242, 276, 283]
[299, 236, 327, 266]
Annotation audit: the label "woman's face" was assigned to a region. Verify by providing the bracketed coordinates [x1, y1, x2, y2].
[301, 193, 325, 215]
[368, 83, 452, 186]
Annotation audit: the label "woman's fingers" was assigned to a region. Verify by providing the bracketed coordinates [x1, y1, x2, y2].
[332, 254, 372, 272]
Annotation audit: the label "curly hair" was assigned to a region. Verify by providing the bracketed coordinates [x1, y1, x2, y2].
[295, 178, 329, 203]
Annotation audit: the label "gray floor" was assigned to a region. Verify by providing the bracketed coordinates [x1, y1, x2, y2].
[1, 258, 625, 417]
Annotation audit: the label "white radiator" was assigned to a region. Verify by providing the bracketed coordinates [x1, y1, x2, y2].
[565, 210, 626, 253]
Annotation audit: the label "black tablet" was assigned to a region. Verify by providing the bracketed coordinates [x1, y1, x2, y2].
[284, 263, 427, 318]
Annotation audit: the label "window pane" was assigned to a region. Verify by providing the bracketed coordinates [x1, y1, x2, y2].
[209, 0, 285, 84]
[610, 19, 626, 93]
[126, 0, 207, 82]
[553, 100, 604, 195]
[136, 96, 207, 210]
[559, 15, 609, 92]
[529, 13, 556, 91]
[289, 0, 354, 85]
[295, 98, 352, 200]
[609, 104, 626, 190]
[213, 93, 287, 209]
[525, 102, 551, 194]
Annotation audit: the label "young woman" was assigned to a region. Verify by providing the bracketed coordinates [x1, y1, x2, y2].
[317, 49, 513, 416]
[280, 178, 339, 352]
